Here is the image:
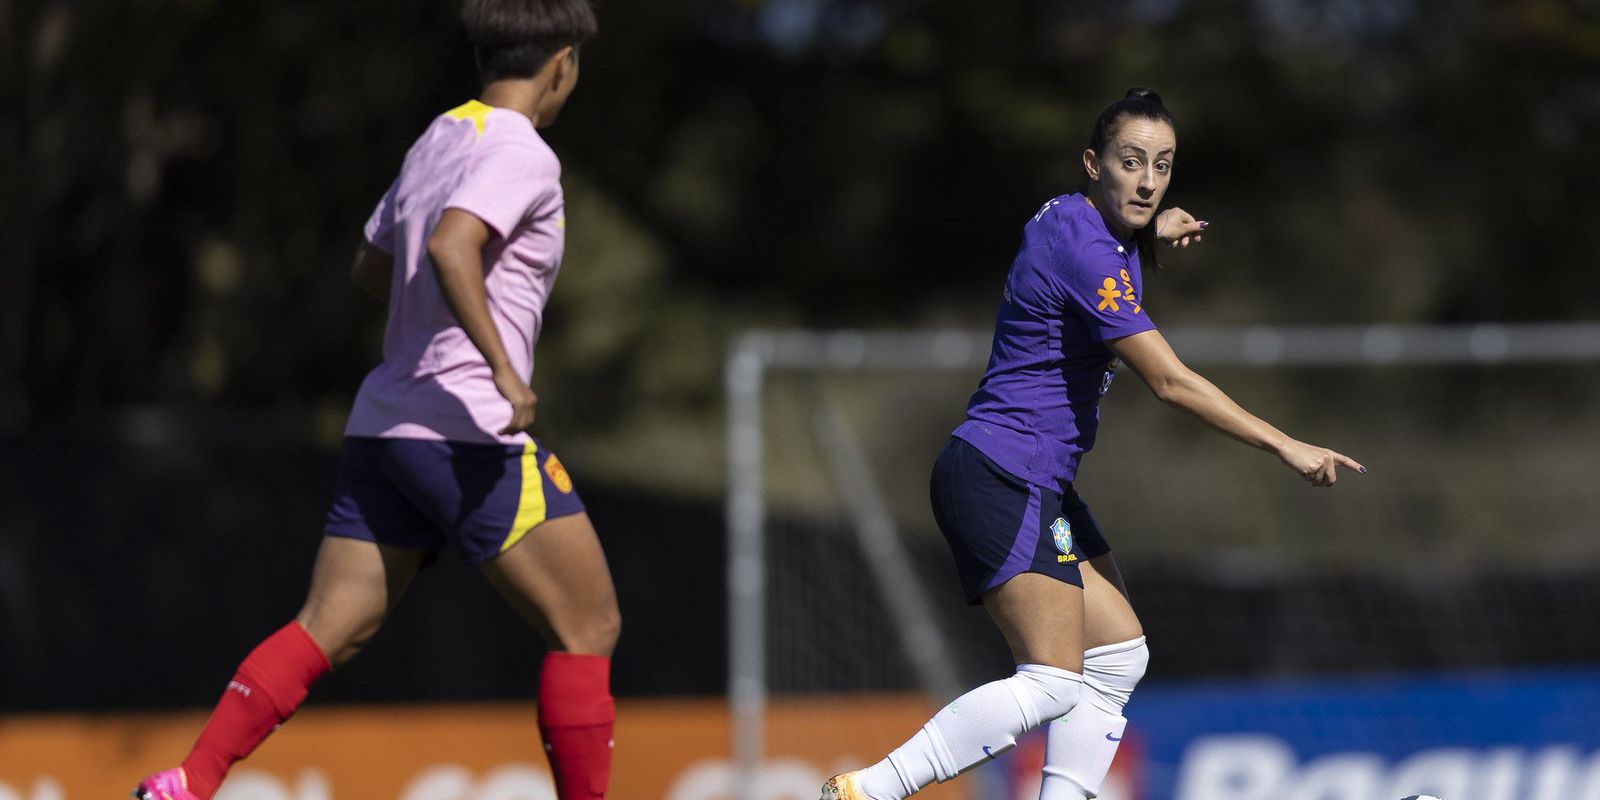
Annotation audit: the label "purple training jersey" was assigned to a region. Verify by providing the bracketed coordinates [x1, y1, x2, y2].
[953, 193, 1158, 488]
[347, 99, 566, 445]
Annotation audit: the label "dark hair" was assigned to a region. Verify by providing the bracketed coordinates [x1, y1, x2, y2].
[462, 0, 598, 83]
[1087, 87, 1177, 272]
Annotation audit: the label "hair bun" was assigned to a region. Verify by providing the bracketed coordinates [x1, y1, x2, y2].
[1125, 87, 1164, 107]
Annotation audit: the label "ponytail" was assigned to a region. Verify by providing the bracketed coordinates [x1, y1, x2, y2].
[1136, 217, 1160, 274]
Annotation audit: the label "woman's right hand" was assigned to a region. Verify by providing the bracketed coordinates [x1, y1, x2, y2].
[1276, 439, 1366, 487]
[494, 369, 537, 435]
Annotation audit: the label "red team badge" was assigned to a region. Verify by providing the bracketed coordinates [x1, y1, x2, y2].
[544, 453, 574, 494]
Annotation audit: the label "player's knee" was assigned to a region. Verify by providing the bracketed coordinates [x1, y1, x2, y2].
[599, 604, 622, 647]
[1083, 635, 1148, 712]
[591, 603, 623, 652]
[296, 608, 386, 670]
[580, 601, 622, 654]
[558, 602, 621, 656]
[334, 619, 385, 668]
[1011, 663, 1084, 725]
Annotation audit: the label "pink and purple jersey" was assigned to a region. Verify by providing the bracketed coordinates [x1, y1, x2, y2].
[347, 100, 565, 445]
[953, 193, 1158, 488]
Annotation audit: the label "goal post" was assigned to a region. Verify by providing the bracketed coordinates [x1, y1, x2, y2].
[724, 322, 1600, 800]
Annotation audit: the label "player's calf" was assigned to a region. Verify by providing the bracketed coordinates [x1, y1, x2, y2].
[539, 652, 616, 800]
[841, 664, 1084, 800]
[149, 622, 331, 800]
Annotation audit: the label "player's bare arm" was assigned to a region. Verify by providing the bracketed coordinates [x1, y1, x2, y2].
[1107, 329, 1366, 487]
[427, 208, 537, 434]
[350, 243, 393, 301]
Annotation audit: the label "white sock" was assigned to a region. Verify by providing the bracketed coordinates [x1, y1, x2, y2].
[1039, 636, 1148, 799]
[855, 664, 1083, 800]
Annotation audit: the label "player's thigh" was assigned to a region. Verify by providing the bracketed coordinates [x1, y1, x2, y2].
[982, 572, 1086, 672]
[481, 511, 620, 656]
[1081, 553, 1143, 650]
[296, 536, 426, 664]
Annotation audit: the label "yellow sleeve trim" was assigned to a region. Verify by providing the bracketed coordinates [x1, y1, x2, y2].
[445, 99, 494, 136]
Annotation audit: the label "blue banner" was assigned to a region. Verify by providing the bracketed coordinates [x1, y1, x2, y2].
[1123, 668, 1600, 800]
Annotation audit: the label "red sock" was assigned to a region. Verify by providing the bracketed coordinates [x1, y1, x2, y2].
[538, 652, 616, 800]
[181, 621, 330, 799]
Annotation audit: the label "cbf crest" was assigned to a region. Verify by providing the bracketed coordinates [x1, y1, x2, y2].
[1051, 517, 1077, 563]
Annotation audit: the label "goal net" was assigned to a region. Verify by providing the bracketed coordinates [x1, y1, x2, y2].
[724, 324, 1600, 800]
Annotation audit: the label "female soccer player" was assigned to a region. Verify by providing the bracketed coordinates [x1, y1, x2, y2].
[136, 2, 620, 799]
[822, 88, 1365, 800]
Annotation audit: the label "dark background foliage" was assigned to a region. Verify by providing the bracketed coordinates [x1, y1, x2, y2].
[3, 0, 1598, 709]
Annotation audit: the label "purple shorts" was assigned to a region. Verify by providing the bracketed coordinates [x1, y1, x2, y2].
[930, 437, 1112, 605]
[325, 436, 586, 565]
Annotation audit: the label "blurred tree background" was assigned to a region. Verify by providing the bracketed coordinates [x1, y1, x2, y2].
[3, 0, 1599, 709]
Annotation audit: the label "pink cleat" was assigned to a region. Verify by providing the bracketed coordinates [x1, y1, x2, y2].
[133, 768, 200, 800]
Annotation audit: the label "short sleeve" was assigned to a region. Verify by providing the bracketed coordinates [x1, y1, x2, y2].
[445, 143, 558, 239]
[1059, 245, 1157, 342]
[363, 178, 399, 253]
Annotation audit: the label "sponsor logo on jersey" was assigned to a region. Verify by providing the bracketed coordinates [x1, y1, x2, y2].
[1119, 268, 1143, 315]
[1051, 517, 1077, 563]
[1096, 277, 1124, 312]
[1096, 269, 1144, 315]
[544, 454, 574, 494]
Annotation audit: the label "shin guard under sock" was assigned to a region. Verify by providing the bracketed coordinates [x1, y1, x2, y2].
[538, 652, 616, 800]
[1040, 636, 1149, 799]
[181, 621, 330, 799]
[856, 664, 1083, 799]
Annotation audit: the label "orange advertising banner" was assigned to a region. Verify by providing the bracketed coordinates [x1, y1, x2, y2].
[0, 696, 975, 800]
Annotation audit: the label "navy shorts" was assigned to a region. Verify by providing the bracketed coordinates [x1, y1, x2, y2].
[930, 437, 1111, 605]
[324, 436, 586, 565]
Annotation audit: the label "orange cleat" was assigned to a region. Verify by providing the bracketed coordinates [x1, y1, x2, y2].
[820, 771, 868, 800]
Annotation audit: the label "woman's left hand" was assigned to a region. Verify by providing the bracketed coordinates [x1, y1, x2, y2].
[1156, 207, 1208, 248]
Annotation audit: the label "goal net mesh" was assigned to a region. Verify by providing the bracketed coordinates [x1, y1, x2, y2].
[732, 326, 1600, 799]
